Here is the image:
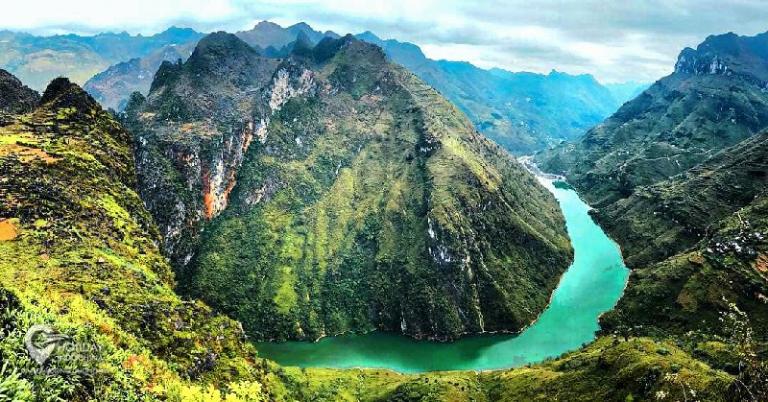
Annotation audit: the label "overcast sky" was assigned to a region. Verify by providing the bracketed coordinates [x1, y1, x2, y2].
[2, 0, 768, 83]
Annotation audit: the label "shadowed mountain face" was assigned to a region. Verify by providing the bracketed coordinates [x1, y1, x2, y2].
[124, 32, 573, 342]
[0, 27, 204, 91]
[0, 69, 40, 114]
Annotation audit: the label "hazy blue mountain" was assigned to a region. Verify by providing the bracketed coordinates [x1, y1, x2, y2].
[0, 27, 204, 90]
[603, 81, 650, 106]
[84, 42, 198, 110]
[356, 31, 644, 154]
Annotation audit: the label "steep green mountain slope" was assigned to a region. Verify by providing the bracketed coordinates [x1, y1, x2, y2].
[84, 41, 198, 111]
[0, 27, 204, 91]
[124, 32, 573, 342]
[538, 31, 768, 208]
[0, 72, 269, 400]
[533, 31, 768, 396]
[356, 31, 639, 154]
[599, 132, 768, 336]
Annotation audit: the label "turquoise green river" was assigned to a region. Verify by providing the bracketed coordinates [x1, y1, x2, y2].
[256, 178, 630, 373]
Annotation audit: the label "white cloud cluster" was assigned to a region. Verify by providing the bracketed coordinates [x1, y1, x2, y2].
[2, 0, 767, 83]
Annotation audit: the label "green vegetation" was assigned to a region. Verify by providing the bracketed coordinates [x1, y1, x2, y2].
[535, 31, 768, 401]
[125, 33, 573, 342]
[0, 40, 760, 400]
[0, 76, 269, 400]
[265, 337, 735, 401]
[537, 31, 768, 209]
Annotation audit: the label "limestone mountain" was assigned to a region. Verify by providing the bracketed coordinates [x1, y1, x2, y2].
[0, 27, 204, 91]
[124, 32, 573, 341]
[0, 47, 750, 402]
[82, 22, 341, 111]
[538, 30, 768, 208]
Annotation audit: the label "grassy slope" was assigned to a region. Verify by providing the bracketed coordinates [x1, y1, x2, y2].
[123, 34, 572, 342]
[0, 78, 269, 401]
[538, 72, 768, 208]
[599, 133, 768, 337]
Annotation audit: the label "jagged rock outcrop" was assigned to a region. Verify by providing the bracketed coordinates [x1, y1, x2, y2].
[0, 69, 40, 114]
[125, 32, 573, 341]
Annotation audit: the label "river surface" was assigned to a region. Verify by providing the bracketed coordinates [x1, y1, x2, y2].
[256, 178, 629, 373]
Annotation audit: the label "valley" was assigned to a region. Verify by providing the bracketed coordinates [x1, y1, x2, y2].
[0, 7, 766, 401]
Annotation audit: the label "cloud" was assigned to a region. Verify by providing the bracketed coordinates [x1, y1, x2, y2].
[1, 0, 766, 83]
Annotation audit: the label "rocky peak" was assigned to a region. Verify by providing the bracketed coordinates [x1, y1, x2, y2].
[0, 69, 40, 114]
[674, 30, 768, 82]
[311, 34, 381, 64]
[40, 77, 100, 112]
[186, 31, 260, 72]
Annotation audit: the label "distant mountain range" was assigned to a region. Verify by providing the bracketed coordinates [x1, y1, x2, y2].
[0, 21, 646, 154]
[356, 31, 647, 153]
[0, 27, 203, 91]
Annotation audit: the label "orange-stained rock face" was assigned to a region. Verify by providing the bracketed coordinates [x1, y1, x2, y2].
[755, 253, 768, 277]
[0, 219, 17, 241]
[200, 120, 254, 221]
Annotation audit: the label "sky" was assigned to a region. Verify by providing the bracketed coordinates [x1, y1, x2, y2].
[2, 0, 768, 83]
